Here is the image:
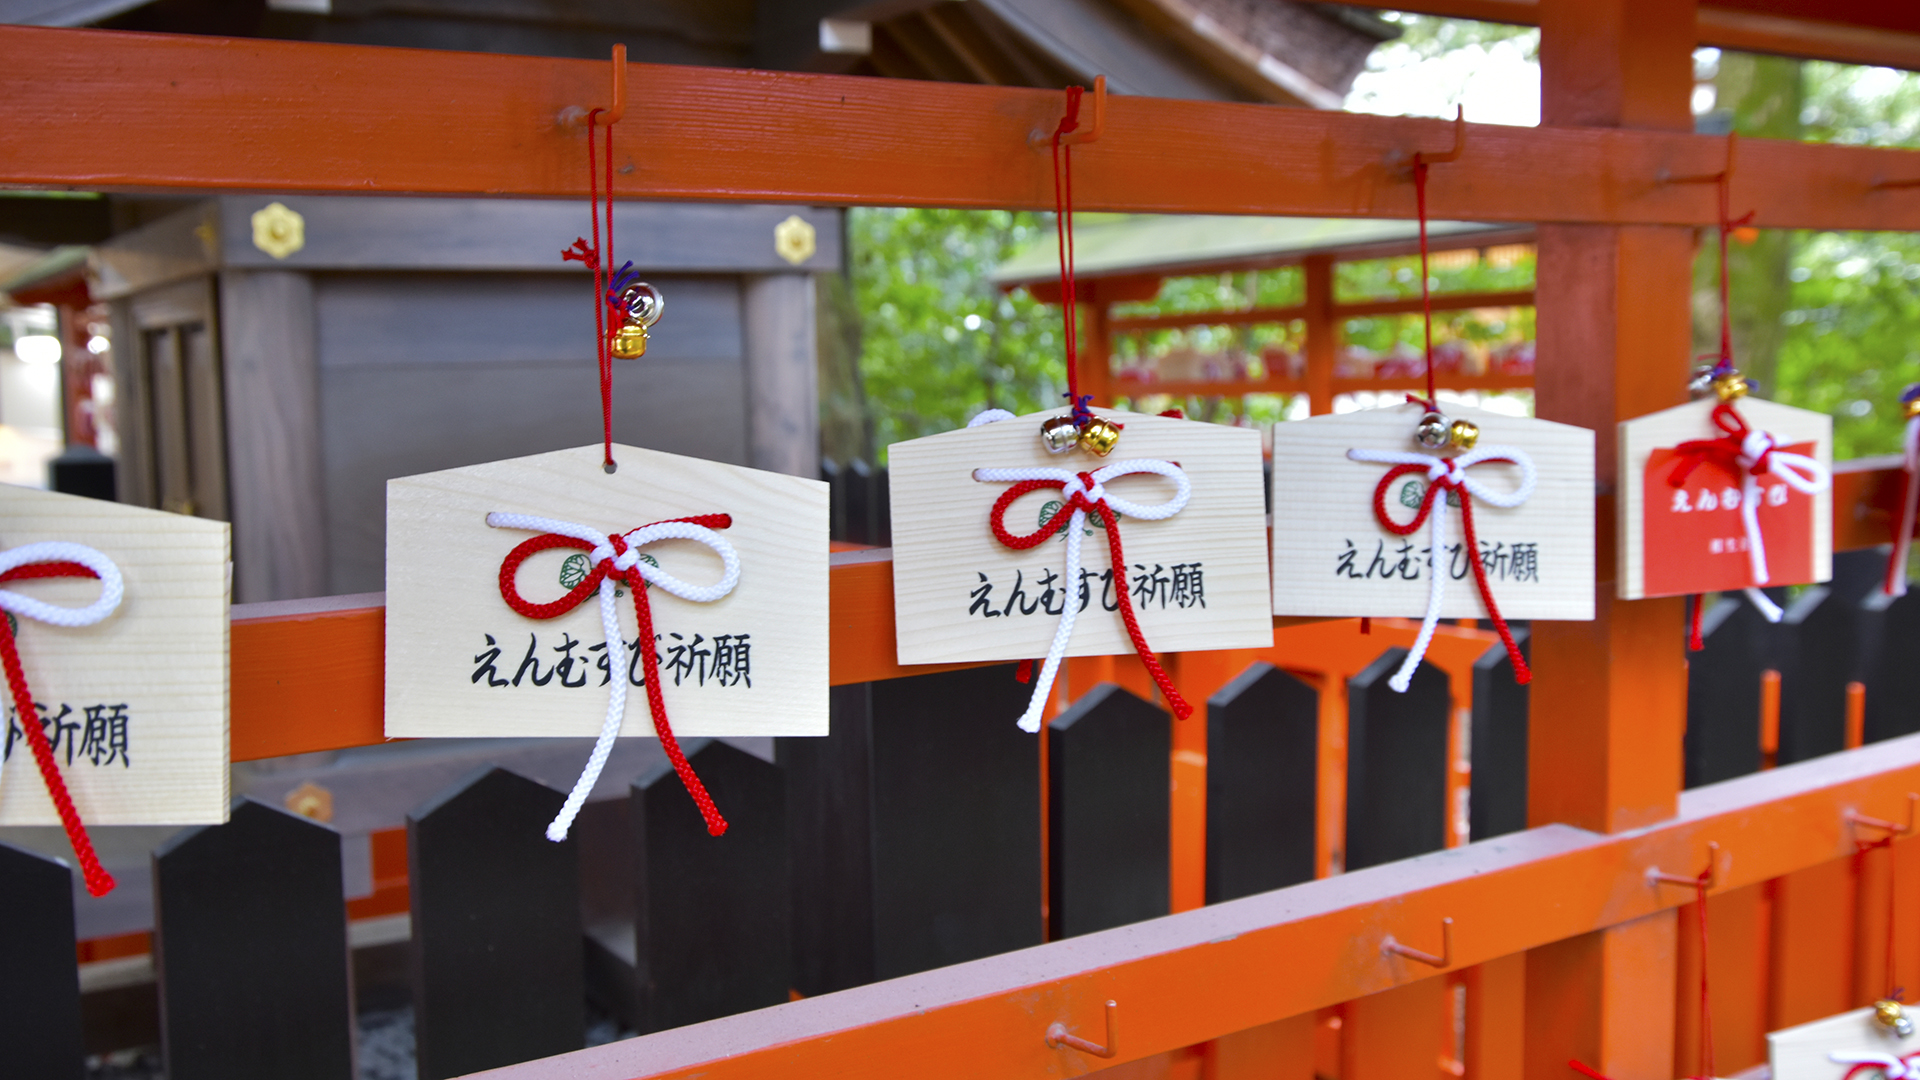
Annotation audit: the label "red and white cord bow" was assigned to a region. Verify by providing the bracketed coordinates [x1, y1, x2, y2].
[1888, 411, 1920, 598]
[977, 460, 1192, 732]
[0, 541, 124, 896]
[488, 512, 740, 840]
[1670, 401, 1829, 622]
[1346, 446, 1536, 693]
[1836, 1052, 1920, 1080]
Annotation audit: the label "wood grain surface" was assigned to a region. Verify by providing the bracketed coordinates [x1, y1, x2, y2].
[384, 444, 828, 738]
[1617, 397, 1833, 599]
[0, 484, 230, 825]
[4, 27, 1920, 232]
[888, 409, 1273, 666]
[1271, 401, 1596, 619]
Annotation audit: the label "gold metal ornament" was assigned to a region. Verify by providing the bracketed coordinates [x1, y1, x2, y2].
[1904, 398, 1920, 421]
[1078, 417, 1123, 457]
[611, 322, 650, 359]
[1711, 371, 1750, 402]
[1415, 411, 1451, 450]
[774, 214, 818, 265]
[1448, 419, 1480, 450]
[250, 202, 305, 260]
[1875, 998, 1916, 1039]
[609, 282, 664, 359]
[1040, 416, 1081, 453]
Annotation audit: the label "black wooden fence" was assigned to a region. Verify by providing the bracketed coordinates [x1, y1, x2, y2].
[10, 548, 1919, 1076]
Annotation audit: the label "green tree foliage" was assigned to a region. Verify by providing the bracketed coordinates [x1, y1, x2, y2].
[850, 207, 1064, 456]
[1775, 233, 1920, 459]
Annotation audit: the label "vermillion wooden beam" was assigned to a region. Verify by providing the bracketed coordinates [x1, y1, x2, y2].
[461, 735, 1920, 1080]
[8, 28, 1920, 230]
[1323, 0, 1920, 73]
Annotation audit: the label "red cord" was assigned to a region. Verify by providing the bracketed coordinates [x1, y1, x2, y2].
[1413, 157, 1437, 408]
[1693, 873, 1715, 1080]
[497, 516, 735, 836]
[1365, 462, 1531, 683]
[1858, 832, 1902, 1000]
[1688, 593, 1706, 651]
[1052, 86, 1092, 425]
[987, 477, 1192, 719]
[563, 110, 619, 469]
[0, 560, 115, 897]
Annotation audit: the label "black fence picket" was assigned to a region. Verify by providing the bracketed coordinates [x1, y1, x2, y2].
[1205, 662, 1318, 903]
[1346, 646, 1450, 872]
[1777, 549, 1884, 765]
[409, 767, 583, 1080]
[1470, 632, 1529, 841]
[0, 841, 82, 1079]
[632, 740, 790, 1032]
[823, 458, 891, 546]
[781, 663, 1040, 995]
[153, 798, 352, 1080]
[1865, 571, 1920, 745]
[1686, 595, 1772, 787]
[1048, 683, 1170, 938]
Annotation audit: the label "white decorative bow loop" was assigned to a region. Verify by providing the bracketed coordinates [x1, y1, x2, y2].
[487, 511, 740, 841]
[975, 459, 1192, 733]
[1346, 445, 1537, 694]
[0, 541, 124, 629]
[1833, 1052, 1915, 1079]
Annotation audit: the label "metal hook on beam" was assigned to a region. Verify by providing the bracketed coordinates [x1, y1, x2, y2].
[1648, 841, 1720, 890]
[1382, 916, 1453, 968]
[1413, 105, 1466, 167]
[1031, 75, 1106, 147]
[1046, 999, 1117, 1058]
[560, 43, 627, 128]
[1660, 131, 1738, 187]
[1847, 792, 1919, 837]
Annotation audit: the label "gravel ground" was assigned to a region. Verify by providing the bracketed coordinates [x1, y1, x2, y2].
[88, 1004, 635, 1080]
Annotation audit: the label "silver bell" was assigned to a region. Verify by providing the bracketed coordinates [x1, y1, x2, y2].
[1415, 411, 1451, 450]
[1041, 415, 1081, 454]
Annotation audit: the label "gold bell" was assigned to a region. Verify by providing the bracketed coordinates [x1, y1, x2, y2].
[1711, 371, 1750, 402]
[1902, 385, 1920, 419]
[611, 320, 650, 359]
[1448, 419, 1480, 451]
[1078, 417, 1123, 457]
[1875, 998, 1916, 1039]
[1040, 415, 1081, 454]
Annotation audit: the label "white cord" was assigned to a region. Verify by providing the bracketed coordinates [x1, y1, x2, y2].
[485, 512, 740, 840]
[1832, 1053, 1909, 1080]
[1345, 446, 1536, 693]
[0, 542, 124, 628]
[973, 460, 1191, 731]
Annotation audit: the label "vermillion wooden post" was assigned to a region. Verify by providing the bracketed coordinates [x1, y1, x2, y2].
[1084, 301, 1114, 408]
[1526, 1, 1697, 1076]
[1303, 255, 1336, 416]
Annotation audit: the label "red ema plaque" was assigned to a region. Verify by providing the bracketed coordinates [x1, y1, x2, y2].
[1641, 441, 1817, 597]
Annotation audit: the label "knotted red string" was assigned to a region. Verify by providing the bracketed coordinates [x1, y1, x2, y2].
[1412, 158, 1437, 408]
[1052, 85, 1093, 427]
[1858, 830, 1902, 1002]
[1691, 871, 1716, 1080]
[560, 107, 618, 470]
[1669, 401, 1770, 488]
[0, 560, 114, 896]
[988, 476, 1192, 719]
[1671, 401, 1763, 652]
[1366, 461, 1531, 683]
[497, 515, 732, 836]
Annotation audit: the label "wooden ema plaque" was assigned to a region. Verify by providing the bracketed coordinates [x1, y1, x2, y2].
[1618, 397, 1832, 599]
[0, 484, 230, 825]
[888, 408, 1273, 666]
[385, 444, 829, 738]
[1769, 1006, 1920, 1080]
[1270, 401, 1596, 619]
